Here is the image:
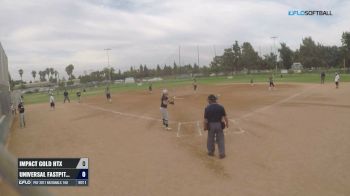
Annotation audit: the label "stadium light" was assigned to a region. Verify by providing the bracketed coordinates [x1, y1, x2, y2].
[271, 36, 278, 74]
[104, 48, 112, 82]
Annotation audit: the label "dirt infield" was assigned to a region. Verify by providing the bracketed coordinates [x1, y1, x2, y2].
[2, 83, 350, 196]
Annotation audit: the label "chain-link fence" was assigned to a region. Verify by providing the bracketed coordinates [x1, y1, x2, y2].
[0, 42, 51, 196]
[0, 42, 11, 144]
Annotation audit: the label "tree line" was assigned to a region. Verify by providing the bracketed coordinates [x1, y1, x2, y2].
[211, 32, 350, 74]
[14, 32, 350, 85]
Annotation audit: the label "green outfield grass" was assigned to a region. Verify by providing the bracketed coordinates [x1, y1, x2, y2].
[22, 73, 350, 105]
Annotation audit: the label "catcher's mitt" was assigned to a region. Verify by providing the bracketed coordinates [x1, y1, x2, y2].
[169, 100, 175, 105]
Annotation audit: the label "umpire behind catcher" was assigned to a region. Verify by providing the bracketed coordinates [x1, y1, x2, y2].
[204, 94, 228, 159]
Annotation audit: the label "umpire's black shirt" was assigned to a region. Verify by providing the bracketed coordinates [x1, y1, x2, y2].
[204, 103, 226, 123]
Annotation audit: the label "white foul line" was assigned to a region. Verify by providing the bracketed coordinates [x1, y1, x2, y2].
[228, 86, 313, 134]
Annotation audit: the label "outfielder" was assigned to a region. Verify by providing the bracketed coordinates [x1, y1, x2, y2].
[160, 89, 174, 130]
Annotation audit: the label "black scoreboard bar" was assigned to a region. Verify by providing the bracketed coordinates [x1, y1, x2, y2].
[18, 158, 88, 186]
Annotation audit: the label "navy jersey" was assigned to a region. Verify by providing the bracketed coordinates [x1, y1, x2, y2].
[204, 103, 226, 123]
[160, 95, 168, 108]
[18, 103, 25, 113]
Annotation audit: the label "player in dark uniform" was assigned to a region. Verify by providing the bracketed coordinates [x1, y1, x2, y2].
[193, 78, 197, 91]
[63, 89, 70, 103]
[321, 71, 326, 84]
[268, 76, 275, 90]
[148, 83, 153, 93]
[76, 90, 81, 103]
[160, 89, 174, 130]
[18, 102, 26, 128]
[105, 86, 112, 102]
[204, 94, 228, 159]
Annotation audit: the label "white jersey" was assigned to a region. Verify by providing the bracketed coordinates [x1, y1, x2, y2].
[50, 96, 55, 103]
[335, 74, 340, 82]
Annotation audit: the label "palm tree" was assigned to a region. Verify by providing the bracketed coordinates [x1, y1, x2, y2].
[18, 69, 23, 82]
[31, 70, 37, 81]
[49, 68, 54, 77]
[45, 68, 50, 80]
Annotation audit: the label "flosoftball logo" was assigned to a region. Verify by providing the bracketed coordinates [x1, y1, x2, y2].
[288, 10, 333, 16]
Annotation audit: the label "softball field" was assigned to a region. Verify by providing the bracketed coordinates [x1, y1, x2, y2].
[1, 82, 350, 196]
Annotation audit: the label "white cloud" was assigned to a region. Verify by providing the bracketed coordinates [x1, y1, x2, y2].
[0, 0, 349, 80]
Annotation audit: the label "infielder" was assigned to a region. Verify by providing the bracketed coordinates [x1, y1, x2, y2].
[160, 89, 174, 130]
[76, 90, 81, 103]
[148, 83, 153, 93]
[268, 76, 275, 90]
[321, 71, 326, 84]
[193, 79, 197, 91]
[335, 72, 340, 88]
[105, 86, 112, 102]
[204, 94, 228, 159]
[50, 94, 55, 110]
[63, 89, 70, 103]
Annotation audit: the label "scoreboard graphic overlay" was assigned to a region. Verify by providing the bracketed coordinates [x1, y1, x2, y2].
[18, 158, 88, 186]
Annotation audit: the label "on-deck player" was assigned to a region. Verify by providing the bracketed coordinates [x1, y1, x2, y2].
[18, 101, 26, 128]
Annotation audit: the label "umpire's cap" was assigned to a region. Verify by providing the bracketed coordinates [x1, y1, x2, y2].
[207, 94, 217, 101]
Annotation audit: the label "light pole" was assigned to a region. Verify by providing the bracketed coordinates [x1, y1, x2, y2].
[104, 48, 112, 82]
[271, 36, 278, 74]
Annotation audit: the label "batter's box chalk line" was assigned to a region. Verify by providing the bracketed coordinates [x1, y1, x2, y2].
[176, 121, 202, 138]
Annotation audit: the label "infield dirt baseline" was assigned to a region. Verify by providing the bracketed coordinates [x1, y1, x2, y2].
[80, 86, 311, 137]
[80, 103, 243, 137]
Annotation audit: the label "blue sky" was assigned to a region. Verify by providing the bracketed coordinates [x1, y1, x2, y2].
[0, 0, 349, 80]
